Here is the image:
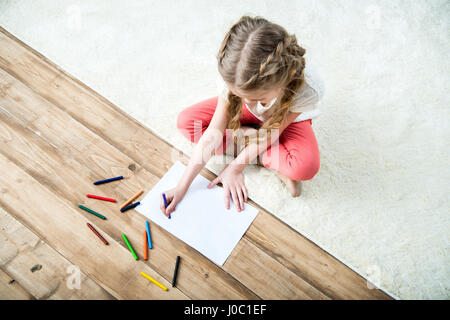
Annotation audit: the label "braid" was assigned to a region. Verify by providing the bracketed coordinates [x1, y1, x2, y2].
[259, 42, 278, 75]
[217, 29, 233, 65]
[248, 34, 307, 145]
[226, 92, 243, 132]
[285, 34, 306, 58]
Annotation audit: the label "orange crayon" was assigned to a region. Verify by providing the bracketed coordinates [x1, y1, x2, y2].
[120, 189, 143, 210]
[144, 230, 148, 261]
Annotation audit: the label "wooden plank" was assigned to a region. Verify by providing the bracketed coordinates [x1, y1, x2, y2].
[0, 69, 258, 299]
[0, 269, 34, 300]
[0, 156, 188, 300]
[0, 27, 391, 299]
[0, 66, 323, 300]
[0, 29, 172, 179]
[245, 213, 390, 299]
[225, 238, 328, 300]
[0, 207, 115, 300]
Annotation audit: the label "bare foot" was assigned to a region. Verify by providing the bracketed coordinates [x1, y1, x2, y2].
[269, 168, 302, 197]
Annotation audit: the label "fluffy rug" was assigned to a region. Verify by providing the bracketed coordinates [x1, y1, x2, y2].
[1, 0, 448, 299]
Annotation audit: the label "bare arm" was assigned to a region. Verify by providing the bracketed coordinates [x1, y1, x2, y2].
[176, 95, 229, 193]
[206, 111, 302, 212]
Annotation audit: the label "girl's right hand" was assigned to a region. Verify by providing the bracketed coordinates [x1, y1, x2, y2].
[160, 186, 187, 218]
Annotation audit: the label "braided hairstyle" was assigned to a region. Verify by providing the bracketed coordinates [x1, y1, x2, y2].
[216, 15, 306, 145]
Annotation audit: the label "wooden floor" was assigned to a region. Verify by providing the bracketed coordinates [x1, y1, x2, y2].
[0, 27, 391, 300]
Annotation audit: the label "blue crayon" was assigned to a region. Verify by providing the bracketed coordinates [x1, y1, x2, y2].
[145, 220, 153, 249]
[120, 201, 140, 213]
[162, 193, 171, 219]
[93, 176, 123, 185]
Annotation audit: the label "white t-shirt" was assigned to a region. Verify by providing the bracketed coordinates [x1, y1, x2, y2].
[216, 61, 325, 123]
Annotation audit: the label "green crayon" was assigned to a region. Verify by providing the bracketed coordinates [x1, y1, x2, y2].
[78, 204, 106, 220]
[122, 233, 138, 260]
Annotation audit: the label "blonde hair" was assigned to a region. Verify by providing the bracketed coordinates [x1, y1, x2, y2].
[216, 15, 306, 144]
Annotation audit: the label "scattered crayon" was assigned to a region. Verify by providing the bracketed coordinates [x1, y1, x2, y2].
[120, 201, 141, 213]
[145, 221, 153, 249]
[93, 176, 123, 185]
[86, 223, 109, 245]
[87, 194, 117, 203]
[78, 204, 106, 220]
[143, 231, 148, 261]
[120, 189, 143, 210]
[122, 233, 138, 260]
[172, 256, 181, 287]
[141, 272, 168, 291]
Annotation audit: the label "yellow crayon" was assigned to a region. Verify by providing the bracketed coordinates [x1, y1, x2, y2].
[140, 271, 168, 291]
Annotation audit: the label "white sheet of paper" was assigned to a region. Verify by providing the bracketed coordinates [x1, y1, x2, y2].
[136, 160, 259, 266]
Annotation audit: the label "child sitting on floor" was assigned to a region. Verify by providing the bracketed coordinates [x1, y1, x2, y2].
[161, 15, 324, 216]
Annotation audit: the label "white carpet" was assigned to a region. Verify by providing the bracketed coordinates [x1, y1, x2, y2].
[1, 0, 449, 299]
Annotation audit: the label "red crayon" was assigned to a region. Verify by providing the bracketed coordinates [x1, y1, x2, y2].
[86, 223, 109, 245]
[86, 194, 117, 203]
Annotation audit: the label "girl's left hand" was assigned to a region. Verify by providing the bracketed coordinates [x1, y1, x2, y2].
[207, 164, 248, 212]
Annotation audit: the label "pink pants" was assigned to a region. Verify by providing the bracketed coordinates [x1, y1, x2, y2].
[177, 96, 320, 181]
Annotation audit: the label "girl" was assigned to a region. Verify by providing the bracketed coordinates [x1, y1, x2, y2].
[161, 15, 324, 216]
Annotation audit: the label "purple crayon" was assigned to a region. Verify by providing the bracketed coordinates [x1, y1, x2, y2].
[162, 193, 171, 219]
[93, 176, 123, 185]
